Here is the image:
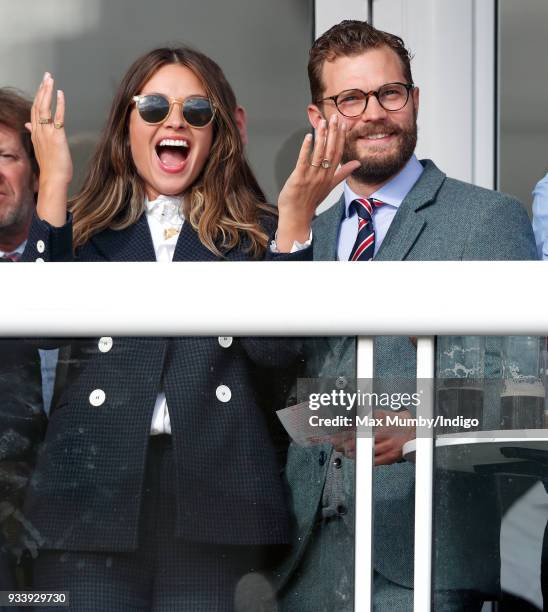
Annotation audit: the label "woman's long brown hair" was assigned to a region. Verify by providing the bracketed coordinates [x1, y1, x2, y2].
[70, 46, 275, 257]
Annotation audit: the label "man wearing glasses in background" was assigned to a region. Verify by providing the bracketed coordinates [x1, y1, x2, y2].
[274, 20, 537, 612]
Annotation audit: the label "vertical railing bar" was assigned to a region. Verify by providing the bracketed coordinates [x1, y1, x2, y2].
[414, 336, 436, 611]
[354, 336, 375, 611]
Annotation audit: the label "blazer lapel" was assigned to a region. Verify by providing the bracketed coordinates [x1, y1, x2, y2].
[172, 221, 221, 262]
[90, 213, 156, 262]
[88, 212, 241, 262]
[312, 195, 345, 261]
[375, 160, 446, 261]
[375, 214, 426, 261]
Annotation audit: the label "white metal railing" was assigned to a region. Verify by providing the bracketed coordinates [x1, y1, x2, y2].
[355, 337, 375, 610]
[412, 338, 435, 611]
[3, 262, 548, 335]
[2, 261, 548, 611]
[354, 337, 436, 611]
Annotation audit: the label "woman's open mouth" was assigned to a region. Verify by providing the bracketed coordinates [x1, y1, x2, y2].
[155, 138, 190, 173]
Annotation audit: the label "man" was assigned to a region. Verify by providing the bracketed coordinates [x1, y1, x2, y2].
[0, 88, 39, 261]
[275, 20, 537, 611]
[0, 87, 47, 600]
[532, 171, 548, 259]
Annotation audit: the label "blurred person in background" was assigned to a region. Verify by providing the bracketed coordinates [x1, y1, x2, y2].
[531, 172, 548, 610]
[0, 87, 47, 601]
[532, 171, 548, 260]
[0, 88, 39, 260]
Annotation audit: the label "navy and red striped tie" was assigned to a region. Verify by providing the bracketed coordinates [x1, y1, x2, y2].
[0, 253, 19, 262]
[348, 197, 384, 261]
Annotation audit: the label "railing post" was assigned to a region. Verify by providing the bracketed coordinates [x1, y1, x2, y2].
[414, 337, 436, 610]
[354, 336, 375, 611]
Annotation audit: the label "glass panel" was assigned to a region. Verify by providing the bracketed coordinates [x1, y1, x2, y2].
[432, 336, 548, 611]
[0, 336, 306, 607]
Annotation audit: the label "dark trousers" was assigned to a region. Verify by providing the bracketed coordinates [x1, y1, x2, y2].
[1, 549, 21, 612]
[32, 436, 272, 611]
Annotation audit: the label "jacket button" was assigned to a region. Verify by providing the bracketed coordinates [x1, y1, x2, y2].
[36, 240, 45, 253]
[333, 457, 342, 469]
[89, 389, 106, 407]
[319, 451, 327, 466]
[98, 337, 113, 353]
[35, 257, 44, 262]
[336, 504, 347, 516]
[335, 376, 347, 389]
[218, 336, 233, 348]
[216, 385, 231, 402]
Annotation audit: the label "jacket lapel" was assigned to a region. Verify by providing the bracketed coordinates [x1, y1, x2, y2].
[90, 213, 156, 262]
[89, 213, 234, 263]
[172, 221, 223, 262]
[312, 195, 345, 261]
[375, 160, 446, 261]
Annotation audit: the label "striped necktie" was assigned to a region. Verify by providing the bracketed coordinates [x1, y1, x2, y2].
[348, 197, 384, 261]
[0, 253, 19, 262]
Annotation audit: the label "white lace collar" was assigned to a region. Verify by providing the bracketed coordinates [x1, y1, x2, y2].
[145, 195, 184, 225]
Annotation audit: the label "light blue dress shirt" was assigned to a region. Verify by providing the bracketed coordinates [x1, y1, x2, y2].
[532, 172, 548, 260]
[0, 239, 26, 260]
[337, 154, 424, 261]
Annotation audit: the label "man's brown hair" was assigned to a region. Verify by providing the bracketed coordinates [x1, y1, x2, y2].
[0, 87, 38, 175]
[308, 20, 413, 103]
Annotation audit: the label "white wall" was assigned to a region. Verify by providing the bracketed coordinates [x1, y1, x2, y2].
[315, 0, 369, 37]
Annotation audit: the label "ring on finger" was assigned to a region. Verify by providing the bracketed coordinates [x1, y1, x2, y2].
[54, 121, 64, 129]
[321, 159, 332, 169]
[310, 161, 322, 168]
[38, 117, 52, 125]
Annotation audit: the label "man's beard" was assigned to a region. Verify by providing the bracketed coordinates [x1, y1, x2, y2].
[341, 118, 417, 185]
[0, 193, 35, 238]
[0, 204, 26, 231]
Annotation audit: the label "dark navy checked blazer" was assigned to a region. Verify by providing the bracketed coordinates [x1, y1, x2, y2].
[21, 211, 310, 552]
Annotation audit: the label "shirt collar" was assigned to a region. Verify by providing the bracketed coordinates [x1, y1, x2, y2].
[145, 195, 184, 225]
[0, 239, 27, 259]
[343, 154, 423, 218]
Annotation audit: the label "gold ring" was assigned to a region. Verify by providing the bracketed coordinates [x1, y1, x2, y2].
[54, 121, 64, 129]
[321, 159, 332, 169]
[310, 161, 321, 168]
[38, 117, 52, 125]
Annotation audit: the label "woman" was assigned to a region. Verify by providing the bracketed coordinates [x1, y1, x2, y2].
[23, 46, 357, 610]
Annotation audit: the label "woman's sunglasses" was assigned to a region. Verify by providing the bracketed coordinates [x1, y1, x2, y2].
[132, 94, 216, 128]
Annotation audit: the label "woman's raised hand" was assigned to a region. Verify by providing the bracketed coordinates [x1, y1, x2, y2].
[25, 72, 73, 226]
[276, 114, 360, 252]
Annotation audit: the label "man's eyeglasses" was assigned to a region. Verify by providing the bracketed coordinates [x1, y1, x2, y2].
[319, 82, 414, 117]
[132, 94, 216, 128]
